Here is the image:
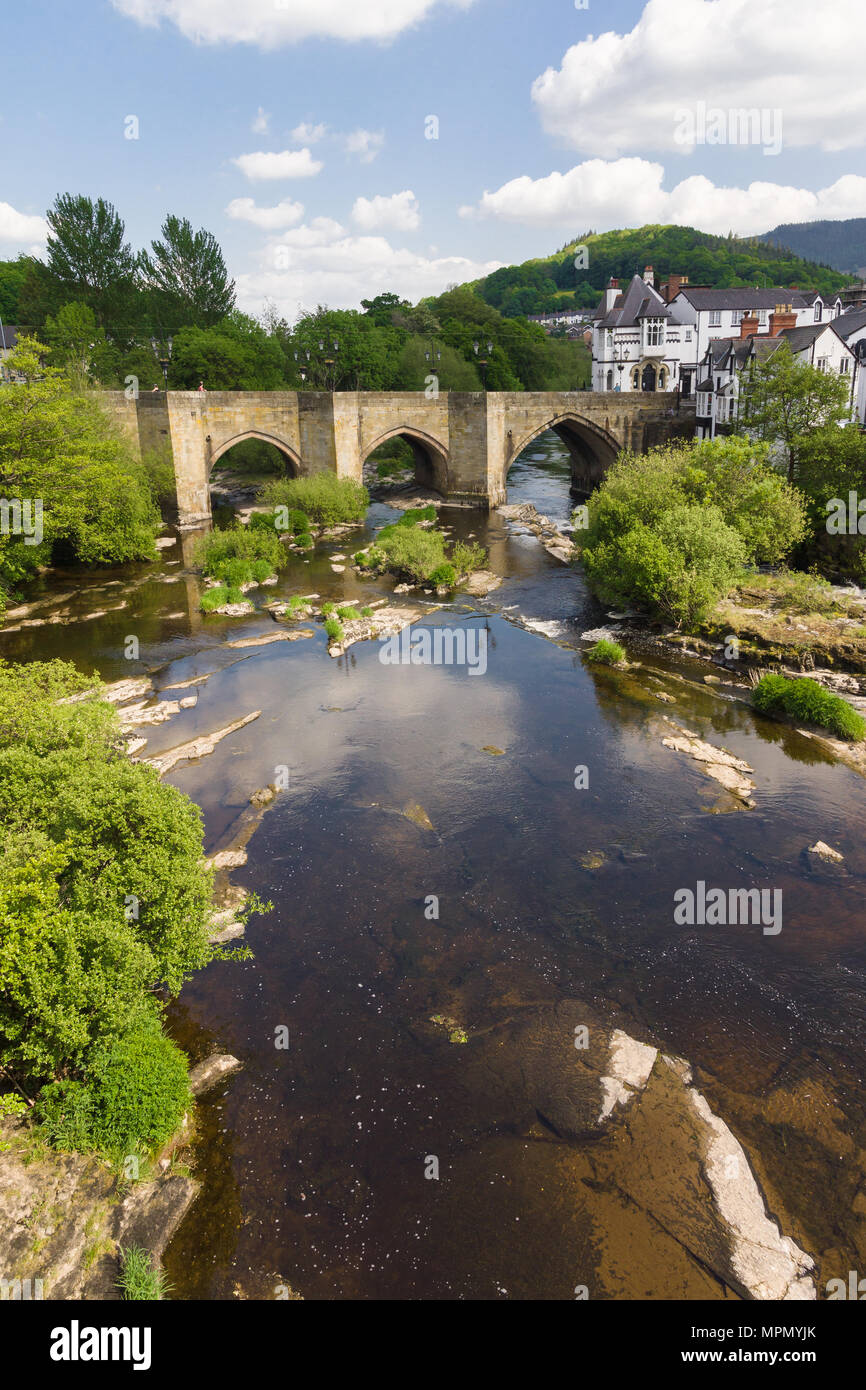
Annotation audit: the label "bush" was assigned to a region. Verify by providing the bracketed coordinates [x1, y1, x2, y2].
[337, 606, 362, 622]
[36, 1015, 191, 1158]
[429, 563, 457, 588]
[586, 638, 625, 665]
[324, 617, 344, 643]
[450, 540, 488, 574]
[752, 674, 866, 740]
[398, 506, 437, 527]
[376, 525, 448, 582]
[200, 584, 230, 612]
[192, 523, 286, 585]
[261, 474, 369, 525]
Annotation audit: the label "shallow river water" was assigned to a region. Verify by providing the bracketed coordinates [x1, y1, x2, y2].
[5, 433, 866, 1300]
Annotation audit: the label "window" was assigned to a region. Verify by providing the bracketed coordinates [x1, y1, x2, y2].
[731, 310, 744, 325]
[631, 368, 640, 389]
[758, 309, 768, 326]
[685, 329, 692, 342]
[814, 303, 823, 321]
[709, 310, 722, 327]
[645, 318, 664, 346]
[817, 357, 829, 372]
[840, 358, 850, 374]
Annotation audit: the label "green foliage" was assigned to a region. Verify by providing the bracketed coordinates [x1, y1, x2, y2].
[450, 539, 488, 574]
[169, 313, 286, 390]
[323, 617, 344, 642]
[0, 337, 160, 611]
[261, 474, 369, 526]
[0, 660, 217, 1108]
[580, 439, 807, 627]
[586, 638, 626, 665]
[35, 1014, 190, 1158]
[336, 606, 362, 622]
[44, 194, 137, 328]
[138, 215, 235, 330]
[376, 524, 448, 582]
[320, 602, 336, 615]
[752, 673, 866, 740]
[398, 506, 437, 526]
[736, 347, 851, 481]
[141, 445, 177, 510]
[118, 1246, 172, 1301]
[192, 523, 286, 586]
[429, 562, 457, 588]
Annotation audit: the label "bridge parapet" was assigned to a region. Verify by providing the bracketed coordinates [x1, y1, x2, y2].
[100, 389, 693, 526]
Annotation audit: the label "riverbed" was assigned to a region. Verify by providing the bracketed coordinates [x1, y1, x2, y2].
[4, 432, 866, 1300]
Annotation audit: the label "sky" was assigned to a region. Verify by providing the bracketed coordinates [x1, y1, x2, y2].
[1, 0, 865, 322]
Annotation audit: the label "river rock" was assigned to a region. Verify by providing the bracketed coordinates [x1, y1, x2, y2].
[149, 711, 261, 777]
[807, 841, 844, 863]
[661, 718, 756, 806]
[188, 1055, 243, 1096]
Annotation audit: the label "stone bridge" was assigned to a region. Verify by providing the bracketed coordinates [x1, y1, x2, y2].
[105, 389, 694, 526]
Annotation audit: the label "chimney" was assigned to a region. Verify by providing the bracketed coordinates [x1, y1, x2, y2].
[604, 277, 620, 313]
[739, 310, 760, 340]
[660, 272, 688, 304]
[769, 303, 797, 336]
[643, 265, 655, 288]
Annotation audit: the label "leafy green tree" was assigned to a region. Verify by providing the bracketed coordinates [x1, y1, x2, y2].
[43, 301, 105, 375]
[169, 312, 286, 390]
[0, 257, 31, 323]
[0, 335, 160, 610]
[44, 194, 138, 328]
[736, 346, 851, 481]
[139, 215, 235, 329]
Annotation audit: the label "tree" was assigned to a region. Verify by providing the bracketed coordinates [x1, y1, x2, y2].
[169, 313, 286, 390]
[139, 215, 235, 329]
[44, 194, 138, 328]
[736, 346, 851, 481]
[0, 335, 160, 610]
[43, 301, 105, 375]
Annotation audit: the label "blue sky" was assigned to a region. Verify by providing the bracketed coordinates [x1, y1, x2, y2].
[2, 0, 864, 319]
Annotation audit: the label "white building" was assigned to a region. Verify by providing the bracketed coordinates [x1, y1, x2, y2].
[694, 311, 857, 439]
[592, 268, 846, 400]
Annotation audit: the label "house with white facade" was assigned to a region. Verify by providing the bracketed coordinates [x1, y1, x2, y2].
[592, 268, 846, 402]
[693, 309, 857, 439]
[834, 307, 866, 425]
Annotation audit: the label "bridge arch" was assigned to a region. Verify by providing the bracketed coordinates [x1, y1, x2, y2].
[503, 411, 621, 497]
[208, 429, 302, 477]
[363, 425, 450, 497]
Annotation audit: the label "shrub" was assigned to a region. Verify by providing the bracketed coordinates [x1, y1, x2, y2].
[321, 602, 336, 615]
[398, 506, 437, 527]
[450, 540, 488, 574]
[36, 1014, 191, 1158]
[586, 638, 625, 666]
[429, 563, 457, 588]
[360, 606, 373, 617]
[324, 617, 344, 643]
[192, 524, 286, 584]
[376, 525, 448, 582]
[261, 474, 368, 525]
[295, 533, 314, 551]
[337, 606, 362, 622]
[752, 674, 866, 740]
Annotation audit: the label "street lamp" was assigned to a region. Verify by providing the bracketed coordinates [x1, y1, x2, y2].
[150, 335, 173, 388]
[294, 348, 311, 382]
[473, 339, 494, 389]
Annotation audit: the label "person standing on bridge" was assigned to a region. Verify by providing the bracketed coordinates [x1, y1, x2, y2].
[198, 380, 205, 392]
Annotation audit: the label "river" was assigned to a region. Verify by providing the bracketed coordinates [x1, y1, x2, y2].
[4, 431, 866, 1300]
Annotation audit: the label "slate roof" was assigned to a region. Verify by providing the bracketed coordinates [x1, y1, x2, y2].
[0, 325, 22, 351]
[594, 274, 672, 327]
[676, 287, 814, 311]
[834, 307, 866, 341]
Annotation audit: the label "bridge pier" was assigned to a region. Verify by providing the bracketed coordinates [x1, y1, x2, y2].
[100, 389, 694, 525]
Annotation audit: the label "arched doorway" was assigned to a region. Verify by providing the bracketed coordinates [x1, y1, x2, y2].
[641, 363, 657, 392]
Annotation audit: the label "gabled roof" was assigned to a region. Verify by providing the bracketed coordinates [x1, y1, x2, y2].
[594, 274, 672, 328]
[779, 322, 852, 354]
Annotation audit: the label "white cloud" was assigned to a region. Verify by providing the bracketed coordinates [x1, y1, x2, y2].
[226, 196, 305, 229]
[111, 0, 474, 47]
[232, 148, 323, 180]
[291, 122, 328, 145]
[532, 0, 866, 157]
[462, 159, 866, 238]
[352, 191, 420, 232]
[0, 202, 49, 247]
[345, 129, 384, 164]
[235, 219, 500, 316]
[251, 107, 270, 134]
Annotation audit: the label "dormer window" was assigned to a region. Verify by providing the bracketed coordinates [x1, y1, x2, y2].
[814, 303, 823, 321]
[645, 317, 665, 346]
